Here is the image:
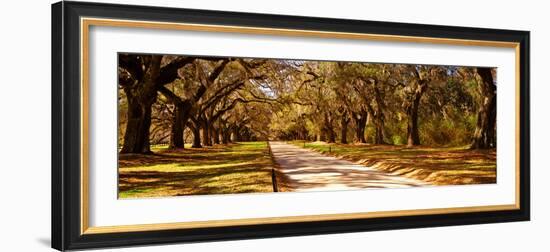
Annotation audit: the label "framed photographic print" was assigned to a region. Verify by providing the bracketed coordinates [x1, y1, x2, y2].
[52, 1, 530, 250]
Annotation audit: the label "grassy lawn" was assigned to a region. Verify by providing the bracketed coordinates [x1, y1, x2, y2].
[290, 141, 496, 185]
[118, 142, 274, 198]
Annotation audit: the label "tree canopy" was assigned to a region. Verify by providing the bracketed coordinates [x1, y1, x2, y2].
[118, 54, 497, 154]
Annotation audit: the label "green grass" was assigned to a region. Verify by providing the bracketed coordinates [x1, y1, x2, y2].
[150, 143, 194, 152]
[118, 142, 274, 198]
[118, 188, 154, 198]
[289, 141, 496, 185]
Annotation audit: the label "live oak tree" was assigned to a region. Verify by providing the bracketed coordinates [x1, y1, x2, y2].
[390, 65, 449, 146]
[118, 54, 198, 153]
[332, 63, 390, 144]
[155, 58, 268, 148]
[396, 65, 431, 147]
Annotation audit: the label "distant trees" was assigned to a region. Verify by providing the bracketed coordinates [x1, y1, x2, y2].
[118, 54, 497, 154]
[268, 61, 495, 149]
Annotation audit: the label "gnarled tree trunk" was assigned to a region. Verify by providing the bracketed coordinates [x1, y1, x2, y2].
[119, 55, 199, 154]
[119, 56, 162, 154]
[120, 93, 155, 153]
[471, 68, 496, 149]
[190, 123, 202, 148]
[406, 81, 428, 147]
[373, 81, 388, 145]
[340, 112, 350, 144]
[324, 113, 336, 143]
[213, 126, 220, 144]
[406, 97, 421, 147]
[352, 110, 367, 143]
[201, 119, 212, 146]
[169, 104, 185, 149]
[327, 129, 336, 143]
[220, 120, 231, 144]
[366, 103, 386, 145]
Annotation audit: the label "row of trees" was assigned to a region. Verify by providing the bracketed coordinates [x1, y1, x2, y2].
[118, 54, 277, 153]
[268, 61, 496, 148]
[118, 54, 496, 154]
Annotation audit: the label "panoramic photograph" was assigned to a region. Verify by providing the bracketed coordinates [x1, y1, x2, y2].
[117, 53, 497, 198]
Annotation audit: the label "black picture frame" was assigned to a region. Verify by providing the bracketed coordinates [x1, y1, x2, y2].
[52, 1, 530, 251]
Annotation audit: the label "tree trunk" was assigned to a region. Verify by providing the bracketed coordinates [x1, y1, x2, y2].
[120, 93, 154, 154]
[406, 100, 421, 147]
[213, 126, 220, 144]
[169, 104, 185, 149]
[327, 128, 336, 143]
[354, 123, 366, 143]
[366, 104, 386, 145]
[340, 114, 349, 144]
[222, 128, 231, 144]
[178, 105, 194, 146]
[119, 55, 161, 154]
[373, 81, 388, 145]
[471, 68, 497, 149]
[352, 111, 367, 143]
[201, 120, 212, 146]
[323, 113, 336, 143]
[191, 124, 202, 148]
[209, 125, 214, 145]
[220, 121, 231, 144]
[406, 82, 427, 147]
[374, 122, 385, 144]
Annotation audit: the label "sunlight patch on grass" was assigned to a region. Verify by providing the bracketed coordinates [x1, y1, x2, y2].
[118, 188, 154, 198]
[118, 142, 274, 198]
[120, 161, 256, 173]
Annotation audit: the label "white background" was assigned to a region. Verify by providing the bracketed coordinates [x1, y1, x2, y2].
[0, 0, 547, 251]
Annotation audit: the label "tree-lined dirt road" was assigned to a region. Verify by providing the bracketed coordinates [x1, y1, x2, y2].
[270, 141, 429, 192]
